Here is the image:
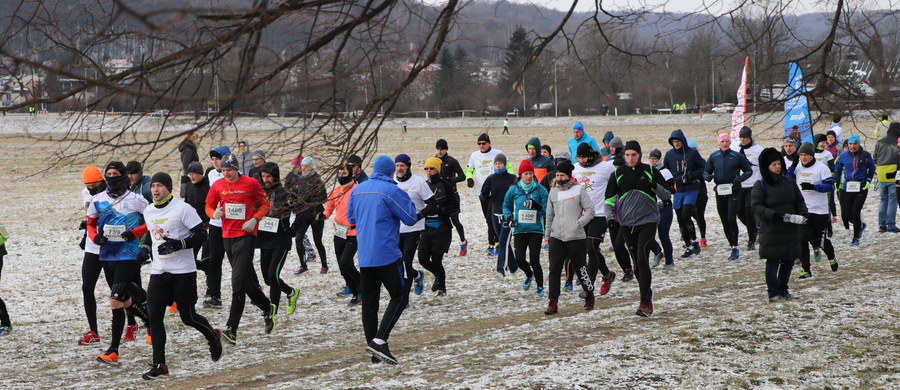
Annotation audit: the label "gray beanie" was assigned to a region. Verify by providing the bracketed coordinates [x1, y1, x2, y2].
[494, 153, 507, 165]
[186, 161, 204, 174]
[250, 150, 266, 160]
[798, 142, 815, 156]
[220, 153, 240, 170]
[649, 149, 662, 159]
[609, 137, 624, 149]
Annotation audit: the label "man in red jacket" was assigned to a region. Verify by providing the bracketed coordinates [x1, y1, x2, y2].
[205, 153, 274, 345]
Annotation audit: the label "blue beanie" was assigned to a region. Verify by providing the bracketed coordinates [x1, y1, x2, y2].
[373, 155, 395, 176]
[572, 122, 584, 131]
[687, 139, 698, 148]
[394, 153, 412, 167]
[847, 134, 860, 144]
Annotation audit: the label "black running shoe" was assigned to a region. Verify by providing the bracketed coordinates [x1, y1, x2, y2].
[203, 297, 222, 308]
[747, 242, 756, 251]
[366, 341, 398, 365]
[371, 356, 381, 364]
[829, 258, 839, 272]
[209, 328, 224, 361]
[264, 304, 278, 334]
[622, 269, 634, 282]
[142, 363, 170, 380]
[222, 328, 237, 345]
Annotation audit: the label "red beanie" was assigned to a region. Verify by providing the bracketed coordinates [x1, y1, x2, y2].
[518, 159, 535, 175]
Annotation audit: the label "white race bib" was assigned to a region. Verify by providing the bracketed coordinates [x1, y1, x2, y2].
[104, 225, 126, 241]
[715, 184, 733, 196]
[518, 210, 537, 224]
[845, 181, 861, 193]
[258, 217, 279, 233]
[334, 223, 349, 239]
[225, 203, 246, 220]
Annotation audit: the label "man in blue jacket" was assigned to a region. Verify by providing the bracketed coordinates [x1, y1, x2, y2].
[833, 134, 876, 245]
[347, 155, 418, 365]
[568, 122, 601, 164]
[704, 132, 753, 260]
[663, 129, 706, 257]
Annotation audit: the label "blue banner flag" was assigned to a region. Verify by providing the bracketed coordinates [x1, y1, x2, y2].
[784, 62, 813, 144]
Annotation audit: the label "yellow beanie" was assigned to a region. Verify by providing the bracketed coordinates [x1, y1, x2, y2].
[424, 157, 442, 173]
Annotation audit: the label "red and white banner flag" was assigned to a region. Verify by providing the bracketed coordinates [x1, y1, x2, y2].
[730, 56, 749, 143]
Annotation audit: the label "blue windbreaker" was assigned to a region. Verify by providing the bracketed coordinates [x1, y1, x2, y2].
[502, 180, 549, 234]
[347, 172, 418, 267]
[568, 131, 601, 164]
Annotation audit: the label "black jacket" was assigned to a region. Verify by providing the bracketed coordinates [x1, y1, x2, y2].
[183, 177, 210, 224]
[178, 140, 199, 180]
[480, 171, 516, 215]
[751, 151, 808, 260]
[283, 171, 327, 219]
[437, 154, 466, 188]
[258, 182, 293, 249]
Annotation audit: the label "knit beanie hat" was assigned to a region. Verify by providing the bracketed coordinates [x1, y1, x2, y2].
[623, 140, 642, 155]
[798, 142, 815, 156]
[603, 131, 615, 143]
[555, 151, 571, 162]
[608, 137, 624, 149]
[187, 161, 204, 175]
[301, 156, 314, 168]
[125, 160, 143, 175]
[105, 161, 127, 175]
[395, 154, 412, 167]
[599, 147, 610, 157]
[478, 133, 491, 144]
[739, 126, 752, 139]
[220, 153, 240, 170]
[717, 133, 730, 143]
[424, 157, 443, 173]
[493, 153, 507, 165]
[373, 155, 395, 176]
[577, 142, 595, 157]
[541, 144, 552, 155]
[572, 122, 584, 131]
[151, 172, 173, 192]
[556, 161, 574, 178]
[251, 150, 266, 160]
[649, 149, 662, 160]
[435, 139, 449, 150]
[847, 134, 861, 144]
[517, 159, 535, 175]
[82, 166, 103, 183]
[347, 155, 363, 166]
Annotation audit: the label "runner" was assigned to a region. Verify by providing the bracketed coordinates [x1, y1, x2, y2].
[813, 133, 838, 223]
[394, 154, 432, 295]
[751, 148, 807, 302]
[541, 145, 553, 159]
[324, 167, 360, 305]
[648, 149, 676, 269]
[205, 153, 275, 344]
[467, 133, 508, 255]
[603, 141, 670, 316]
[183, 162, 210, 264]
[572, 142, 618, 292]
[782, 137, 801, 175]
[703, 133, 752, 260]
[126, 161, 152, 202]
[202, 146, 230, 308]
[567, 122, 600, 164]
[256, 163, 300, 315]
[419, 157, 457, 295]
[480, 154, 518, 277]
[544, 161, 596, 314]
[347, 155, 418, 364]
[86, 161, 151, 365]
[236, 140, 253, 174]
[606, 137, 636, 280]
[829, 115, 844, 143]
[178, 133, 200, 197]
[434, 139, 468, 256]
[347, 155, 369, 183]
[733, 126, 763, 250]
[141, 172, 223, 379]
[288, 155, 320, 267]
[284, 156, 328, 274]
[524, 137, 556, 183]
[873, 122, 900, 232]
[687, 140, 708, 247]
[602, 131, 615, 149]
[503, 159, 549, 297]
[792, 143, 839, 279]
[833, 134, 876, 246]
[824, 130, 840, 159]
[664, 130, 705, 258]
[540, 151, 570, 191]
[247, 150, 266, 185]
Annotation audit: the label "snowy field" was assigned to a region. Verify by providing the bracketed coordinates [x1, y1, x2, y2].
[0, 114, 897, 388]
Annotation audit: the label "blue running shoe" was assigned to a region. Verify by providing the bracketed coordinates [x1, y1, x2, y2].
[578, 291, 587, 299]
[563, 282, 573, 292]
[575, 279, 582, 286]
[521, 276, 533, 291]
[413, 270, 425, 296]
[729, 247, 740, 261]
[336, 286, 352, 297]
[850, 239, 860, 246]
[535, 286, 545, 297]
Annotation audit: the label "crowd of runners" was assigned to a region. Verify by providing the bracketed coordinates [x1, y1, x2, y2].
[0, 117, 898, 378]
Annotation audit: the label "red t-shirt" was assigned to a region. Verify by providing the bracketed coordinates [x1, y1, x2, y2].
[205, 175, 270, 238]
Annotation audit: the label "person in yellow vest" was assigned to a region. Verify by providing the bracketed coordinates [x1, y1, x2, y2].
[874, 114, 889, 138]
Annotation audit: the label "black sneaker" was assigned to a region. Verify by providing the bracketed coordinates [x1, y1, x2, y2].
[680, 248, 695, 258]
[222, 328, 237, 345]
[829, 258, 839, 272]
[781, 293, 796, 300]
[142, 363, 170, 380]
[203, 297, 222, 308]
[879, 226, 888, 232]
[209, 328, 224, 361]
[622, 269, 634, 282]
[366, 341, 398, 365]
[264, 304, 278, 334]
[347, 295, 361, 306]
[747, 242, 756, 251]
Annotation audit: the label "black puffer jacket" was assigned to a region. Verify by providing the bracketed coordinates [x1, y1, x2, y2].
[750, 148, 808, 260]
[283, 171, 327, 219]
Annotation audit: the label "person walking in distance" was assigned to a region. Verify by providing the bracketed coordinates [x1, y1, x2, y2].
[325, 167, 361, 305]
[466, 133, 509, 255]
[347, 155, 418, 364]
[503, 118, 510, 134]
[256, 163, 301, 315]
[603, 141, 671, 316]
[792, 143, 839, 279]
[202, 146, 231, 308]
[704, 133, 753, 260]
[434, 139, 468, 256]
[140, 172, 223, 379]
[205, 153, 275, 345]
[543, 161, 596, 314]
[503, 159, 549, 297]
[480, 154, 518, 278]
[393, 154, 432, 296]
[733, 127, 763, 250]
[751, 148, 808, 302]
[833, 134, 876, 246]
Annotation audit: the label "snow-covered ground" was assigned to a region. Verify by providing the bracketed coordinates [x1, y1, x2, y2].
[0, 116, 896, 388]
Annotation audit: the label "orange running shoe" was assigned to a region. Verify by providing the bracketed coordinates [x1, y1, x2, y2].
[168, 302, 179, 314]
[146, 332, 153, 346]
[96, 351, 120, 366]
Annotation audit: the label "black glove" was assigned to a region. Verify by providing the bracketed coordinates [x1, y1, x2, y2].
[415, 212, 424, 221]
[732, 178, 743, 186]
[800, 182, 815, 191]
[509, 219, 518, 228]
[79, 220, 87, 230]
[773, 212, 785, 221]
[682, 171, 695, 183]
[523, 200, 542, 211]
[705, 173, 714, 182]
[120, 230, 137, 242]
[93, 234, 109, 245]
[79, 235, 86, 250]
[467, 178, 475, 188]
[158, 237, 186, 255]
[137, 245, 151, 263]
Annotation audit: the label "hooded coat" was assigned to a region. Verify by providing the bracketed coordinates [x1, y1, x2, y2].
[567, 130, 601, 164]
[237, 140, 253, 174]
[525, 137, 556, 182]
[750, 148, 808, 260]
[873, 123, 900, 182]
[662, 130, 706, 193]
[178, 139, 200, 191]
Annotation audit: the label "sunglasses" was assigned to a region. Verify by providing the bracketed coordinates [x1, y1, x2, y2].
[477, 142, 488, 145]
[424, 167, 437, 171]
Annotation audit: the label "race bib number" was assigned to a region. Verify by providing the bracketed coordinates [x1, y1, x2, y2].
[715, 184, 733, 196]
[334, 223, 349, 239]
[104, 225, 126, 241]
[225, 203, 246, 220]
[258, 217, 279, 233]
[845, 181, 861, 193]
[518, 210, 537, 224]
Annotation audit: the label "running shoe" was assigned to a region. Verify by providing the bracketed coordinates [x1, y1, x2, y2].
[599, 271, 616, 295]
[850, 239, 860, 246]
[544, 299, 558, 315]
[264, 304, 278, 334]
[662, 262, 676, 270]
[209, 329, 224, 362]
[813, 248, 822, 262]
[829, 258, 839, 272]
[535, 286, 545, 297]
[96, 350, 120, 366]
[798, 271, 812, 279]
[859, 223, 867, 239]
[167, 302, 179, 314]
[366, 341, 398, 365]
[575, 279, 581, 286]
[336, 286, 352, 296]
[413, 270, 425, 296]
[768, 295, 782, 302]
[458, 240, 468, 256]
[781, 293, 796, 300]
[348, 295, 361, 306]
[294, 266, 308, 275]
[830, 216, 838, 223]
[521, 276, 533, 291]
[636, 301, 654, 317]
[123, 324, 139, 342]
[622, 269, 634, 282]
[563, 282, 573, 292]
[728, 247, 740, 261]
[487, 245, 497, 256]
[286, 287, 300, 315]
[747, 242, 756, 251]
[0, 326, 11, 336]
[320, 267, 328, 274]
[651, 251, 664, 268]
[146, 332, 152, 346]
[681, 247, 695, 258]
[699, 238, 708, 248]
[203, 297, 222, 308]
[77, 330, 100, 345]
[222, 328, 237, 345]
[578, 291, 587, 299]
[583, 293, 595, 311]
[142, 363, 169, 380]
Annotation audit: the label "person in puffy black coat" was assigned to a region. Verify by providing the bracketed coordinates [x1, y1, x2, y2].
[178, 133, 200, 197]
[750, 147, 808, 302]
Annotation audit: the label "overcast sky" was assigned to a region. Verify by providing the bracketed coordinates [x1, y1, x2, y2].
[518, 0, 897, 14]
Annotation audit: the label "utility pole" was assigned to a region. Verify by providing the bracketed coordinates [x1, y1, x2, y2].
[522, 73, 526, 117]
[553, 61, 558, 117]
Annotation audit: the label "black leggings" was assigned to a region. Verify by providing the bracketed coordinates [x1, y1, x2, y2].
[260, 247, 294, 308]
[294, 217, 327, 268]
[147, 272, 217, 365]
[418, 230, 451, 289]
[224, 235, 271, 330]
[675, 203, 697, 244]
[584, 217, 611, 280]
[610, 221, 632, 272]
[513, 233, 543, 288]
[693, 189, 708, 239]
[479, 196, 498, 246]
[715, 194, 740, 247]
[100, 260, 147, 352]
[335, 236, 361, 296]
[800, 213, 836, 273]
[621, 223, 657, 303]
[360, 259, 409, 342]
[83, 253, 138, 331]
[840, 190, 868, 239]
[450, 211, 466, 242]
[736, 187, 758, 244]
[548, 238, 592, 301]
[0, 255, 8, 327]
[205, 225, 226, 299]
[399, 231, 422, 285]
